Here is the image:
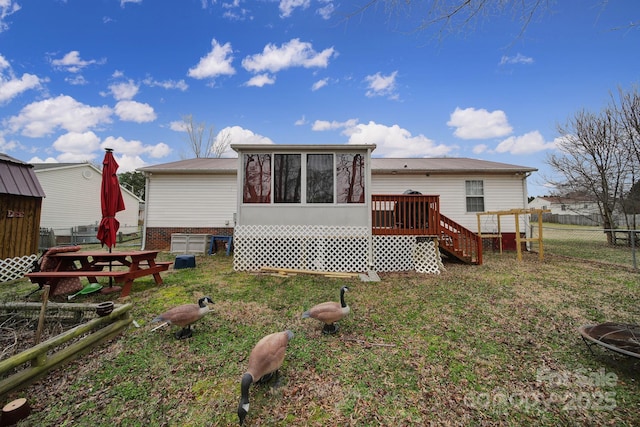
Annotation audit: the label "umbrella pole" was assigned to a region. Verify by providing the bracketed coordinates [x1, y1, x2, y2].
[108, 246, 113, 288]
[101, 245, 122, 294]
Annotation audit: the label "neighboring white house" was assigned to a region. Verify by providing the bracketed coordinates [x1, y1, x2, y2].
[138, 144, 537, 272]
[528, 195, 602, 226]
[33, 162, 141, 241]
[528, 195, 600, 216]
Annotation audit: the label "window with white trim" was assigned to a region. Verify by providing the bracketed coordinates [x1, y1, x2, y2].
[465, 180, 484, 212]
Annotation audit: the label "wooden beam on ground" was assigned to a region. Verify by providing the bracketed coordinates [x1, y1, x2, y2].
[260, 266, 360, 278]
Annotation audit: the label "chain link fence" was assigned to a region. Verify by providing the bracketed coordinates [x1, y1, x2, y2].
[39, 225, 142, 251]
[528, 224, 639, 270]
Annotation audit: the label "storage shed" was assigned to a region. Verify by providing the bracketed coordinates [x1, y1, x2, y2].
[0, 154, 46, 282]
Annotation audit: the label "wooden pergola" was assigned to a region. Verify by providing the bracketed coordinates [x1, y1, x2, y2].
[476, 208, 550, 261]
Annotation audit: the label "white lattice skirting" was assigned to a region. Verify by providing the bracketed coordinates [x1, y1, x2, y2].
[233, 225, 443, 274]
[0, 254, 38, 283]
[234, 225, 370, 272]
[372, 236, 443, 274]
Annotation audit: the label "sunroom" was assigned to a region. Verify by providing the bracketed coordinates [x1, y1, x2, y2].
[231, 144, 460, 274]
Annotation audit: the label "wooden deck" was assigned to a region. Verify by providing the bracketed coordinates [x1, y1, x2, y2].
[372, 194, 482, 264]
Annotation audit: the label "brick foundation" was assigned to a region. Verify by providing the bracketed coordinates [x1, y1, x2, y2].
[145, 227, 234, 251]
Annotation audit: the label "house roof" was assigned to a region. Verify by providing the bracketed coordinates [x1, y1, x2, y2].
[32, 162, 101, 173]
[137, 156, 537, 175]
[32, 161, 142, 201]
[0, 153, 46, 197]
[370, 158, 537, 174]
[532, 195, 597, 204]
[138, 158, 238, 174]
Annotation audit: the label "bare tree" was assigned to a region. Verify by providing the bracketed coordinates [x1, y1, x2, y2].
[614, 85, 640, 164]
[344, 0, 551, 39]
[344, 1, 636, 40]
[547, 107, 632, 242]
[612, 85, 640, 228]
[211, 128, 232, 158]
[182, 114, 215, 158]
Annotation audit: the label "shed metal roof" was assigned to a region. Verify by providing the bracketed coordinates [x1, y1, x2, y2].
[0, 153, 46, 197]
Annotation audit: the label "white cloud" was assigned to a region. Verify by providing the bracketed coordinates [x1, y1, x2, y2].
[114, 100, 156, 122]
[316, 2, 334, 20]
[245, 73, 275, 87]
[294, 115, 307, 126]
[242, 38, 336, 74]
[0, 72, 44, 104]
[312, 118, 359, 131]
[142, 77, 188, 91]
[279, 0, 310, 17]
[28, 156, 58, 163]
[447, 107, 513, 139]
[0, 53, 46, 104]
[117, 154, 148, 173]
[216, 125, 273, 157]
[65, 75, 87, 85]
[7, 95, 112, 137]
[188, 39, 236, 80]
[312, 78, 328, 91]
[346, 121, 453, 157]
[494, 130, 556, 154]
[102, 136, 171, 160]
[221, 0, 252, 21]
[0, 133, 18, 152]
[364, 71, 398, 99]
[110, 80, 139, 101]
[51, 51, 105, 73]
[120, 0, 142, 7]
[472, 144, 488, 154]
[0, 1, 21, 33]
[52, 131, 102, 160]
[169, 120, 187, 132]
[499, 53, 534, 66]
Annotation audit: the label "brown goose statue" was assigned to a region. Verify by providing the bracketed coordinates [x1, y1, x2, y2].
[302, 286, 350, 334]
[152, 296, 213, 339]
[237, 330, 294, 425]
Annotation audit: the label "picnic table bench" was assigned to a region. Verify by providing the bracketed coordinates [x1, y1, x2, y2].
[25, 250, 172, 298]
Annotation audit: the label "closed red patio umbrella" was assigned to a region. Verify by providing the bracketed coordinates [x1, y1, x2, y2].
[96, 148, 126, 292]
[97, 148, 125, 248]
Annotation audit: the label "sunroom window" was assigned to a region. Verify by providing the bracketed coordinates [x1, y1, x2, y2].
[307, 154, 334, 203]
[336, 153, 365, 203]
[274, 154, 301, 203]
[242, 152, 365, 205]
[243, 154, 271, 203]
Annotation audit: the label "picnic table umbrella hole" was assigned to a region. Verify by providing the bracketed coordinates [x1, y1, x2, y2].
[96, 148, 126, 294]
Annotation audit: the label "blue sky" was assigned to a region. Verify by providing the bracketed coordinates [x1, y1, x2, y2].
[0, 0, 638, 197]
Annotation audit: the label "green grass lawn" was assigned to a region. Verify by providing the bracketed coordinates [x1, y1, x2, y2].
[1, 250, 639, 426]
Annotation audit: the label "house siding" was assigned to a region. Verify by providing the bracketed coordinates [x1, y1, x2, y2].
[145, 173, 237, 228]
[35, 164, 140, 235]
[372, 174, 527, 232]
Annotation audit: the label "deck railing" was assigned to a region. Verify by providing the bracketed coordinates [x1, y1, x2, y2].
[371, 194, 482, 264]
[371, 194, 440, 235]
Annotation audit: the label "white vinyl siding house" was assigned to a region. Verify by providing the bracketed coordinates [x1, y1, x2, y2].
[139, 150, 537, 268]
[33, 162, 141, 238]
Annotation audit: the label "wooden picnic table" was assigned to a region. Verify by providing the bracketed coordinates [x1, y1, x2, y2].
[25, 250, 172, 297]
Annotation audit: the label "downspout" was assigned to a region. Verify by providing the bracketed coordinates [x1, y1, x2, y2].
[367, 148, 374, 270]
[140, 172, 151, 250]
[522, 172, 532, 250]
